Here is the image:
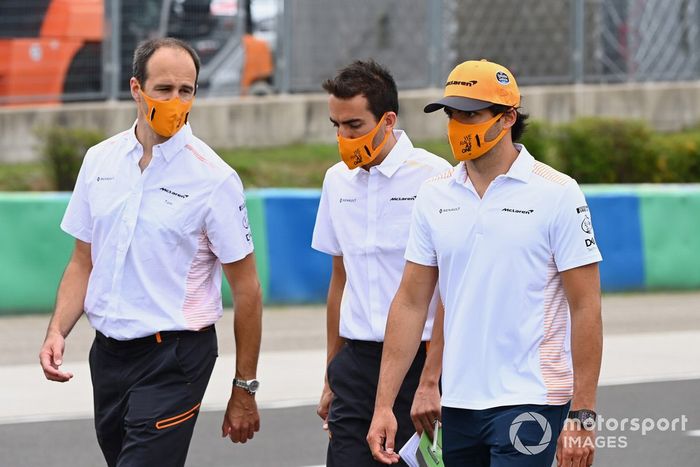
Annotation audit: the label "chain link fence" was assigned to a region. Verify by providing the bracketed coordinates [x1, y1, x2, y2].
[275, 0, 450, 92]
[0, 0, 698, 105]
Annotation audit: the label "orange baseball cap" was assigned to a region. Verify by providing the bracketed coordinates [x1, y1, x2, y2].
[424, 59, 520, 113]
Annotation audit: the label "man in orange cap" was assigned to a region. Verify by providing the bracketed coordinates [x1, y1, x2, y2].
[367, 60, 603, 467]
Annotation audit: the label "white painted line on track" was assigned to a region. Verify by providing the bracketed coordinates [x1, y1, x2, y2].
[2, 330, 700, 425]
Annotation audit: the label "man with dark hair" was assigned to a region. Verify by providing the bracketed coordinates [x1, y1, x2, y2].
[39, 37, 263, 466]
[132, 37, 201, 89]
[312, 60, 451, 466]
[368, 59, 602, 467]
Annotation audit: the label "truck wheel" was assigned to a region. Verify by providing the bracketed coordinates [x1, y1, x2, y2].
[62, 42, 102, 101]
[248, 79, 273, 96]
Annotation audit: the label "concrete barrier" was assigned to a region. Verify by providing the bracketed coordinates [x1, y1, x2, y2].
[3, 81, 700, 163]
[1, 186, 699, 315]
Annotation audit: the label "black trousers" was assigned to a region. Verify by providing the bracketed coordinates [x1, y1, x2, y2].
[89, 327, 218, 467]
[326, 339, 427, 467]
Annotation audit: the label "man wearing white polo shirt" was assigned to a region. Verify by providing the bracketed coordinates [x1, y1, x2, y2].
[312, 60, 451, 466]
[39, 38, 262, 466]
[368, 60, 603, 467]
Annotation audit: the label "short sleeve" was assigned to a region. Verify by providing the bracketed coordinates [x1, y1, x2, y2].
[404, 184, 437, 266]
[311, 176, 342, 256]
[205, 173, 254, 264]
[551, 181, 603, 272]
[60, 156, 93, 243]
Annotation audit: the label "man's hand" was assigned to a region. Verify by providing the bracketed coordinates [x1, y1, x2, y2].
[221, 387, 260, 443]
[410, 381, 441, 438]
[39, 332, 74, 382]
[367, 407, 401, 464]
[317, 383, 334, 431]
[556, 420, 595, 467]
[39, 239, 91, 383]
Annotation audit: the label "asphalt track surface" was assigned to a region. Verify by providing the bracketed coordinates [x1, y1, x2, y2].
[1, 379, 699, 466]
[2, 292, 699, 466]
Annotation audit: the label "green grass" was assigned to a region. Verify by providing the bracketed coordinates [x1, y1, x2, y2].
[0, 139, 454, 191]
[0, 163, 53, 191]
[219, 139, 453, 188]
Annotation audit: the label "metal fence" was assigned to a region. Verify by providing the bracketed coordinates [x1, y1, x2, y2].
[0, 0, 699, 105]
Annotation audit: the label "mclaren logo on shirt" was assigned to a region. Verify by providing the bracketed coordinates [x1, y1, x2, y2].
[160, 187, 189, 198]
[390, 196, 417, 201]
[501, 208, 534, 214]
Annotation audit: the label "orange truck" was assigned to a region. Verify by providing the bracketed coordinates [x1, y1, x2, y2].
[0, 0, 103, 105]
[0, 0, 274, 106]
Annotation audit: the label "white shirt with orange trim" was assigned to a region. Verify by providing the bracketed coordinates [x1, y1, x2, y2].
[61, 123, 253, 340]
[312, 130, 452, 342]
[405, 144, 602, 409]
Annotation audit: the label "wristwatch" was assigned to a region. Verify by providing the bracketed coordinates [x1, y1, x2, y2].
[233, 378, 260, 395]
[568, 409, 597, 431]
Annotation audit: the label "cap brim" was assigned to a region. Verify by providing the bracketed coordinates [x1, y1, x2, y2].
[423, 96, 493, 113]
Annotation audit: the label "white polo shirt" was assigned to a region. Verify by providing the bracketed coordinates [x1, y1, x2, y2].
[61, 123, 253, 340]
[312, 130, 452, 341]
[405, 145, 602, 409]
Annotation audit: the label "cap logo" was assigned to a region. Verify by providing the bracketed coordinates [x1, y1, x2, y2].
[446, 80, 478, 87]
[496, 71, 510, 84]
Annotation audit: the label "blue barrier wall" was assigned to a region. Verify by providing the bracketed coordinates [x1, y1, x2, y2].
[1, 185, 699, 314]
[587, 193, 645, 291]
[262, 189, 331, 303]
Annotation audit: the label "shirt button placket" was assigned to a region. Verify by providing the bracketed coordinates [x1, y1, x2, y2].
[367, 168, 380, 339]
[112, 164, 145, 300]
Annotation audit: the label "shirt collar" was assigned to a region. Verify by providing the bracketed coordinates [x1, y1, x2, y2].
[451, 143, 535, 185]
[350, 129, 411, 179]
[505, 144, 535, 182]
[123, 121, 193, 163]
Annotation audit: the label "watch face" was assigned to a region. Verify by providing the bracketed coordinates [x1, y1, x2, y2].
[582, 416, 596, 430]
[248, 380, 260, 393]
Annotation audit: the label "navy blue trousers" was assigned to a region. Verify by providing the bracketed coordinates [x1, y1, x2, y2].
[442, 402, 570, 466]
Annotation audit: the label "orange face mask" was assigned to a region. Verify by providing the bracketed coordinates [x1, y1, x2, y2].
[337, 113, 390, 169]
[139, 89, 193, 138]
[447, 112, 507, 161]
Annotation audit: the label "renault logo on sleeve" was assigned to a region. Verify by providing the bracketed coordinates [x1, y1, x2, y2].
[509, 411, 552, 455]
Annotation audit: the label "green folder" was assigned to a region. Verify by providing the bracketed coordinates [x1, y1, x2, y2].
[416, 426, 443, 467]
